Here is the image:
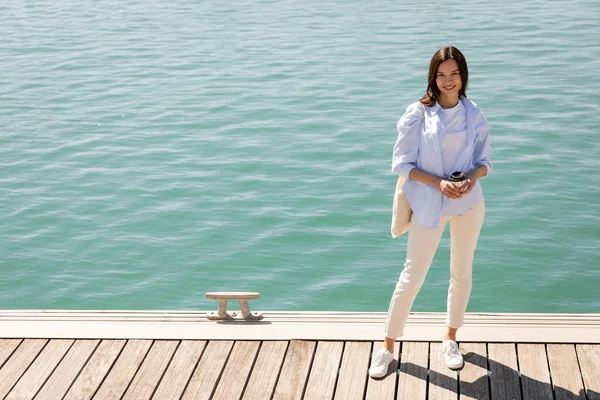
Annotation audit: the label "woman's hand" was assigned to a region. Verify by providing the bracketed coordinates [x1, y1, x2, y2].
[459, 177, 476, 196]
[460, 167, 485, 196]
[437, 179, 464, 199]
[409, 167, 484, 199]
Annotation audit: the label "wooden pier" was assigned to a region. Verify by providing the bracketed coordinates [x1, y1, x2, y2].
[0, 309, 598, 399]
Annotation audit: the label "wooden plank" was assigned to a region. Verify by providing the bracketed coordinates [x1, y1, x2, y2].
[397, 341, 428, 400]
[334, 341, 371, 400]
[152, 340, 207, 400]
[242, 341, 288, 400]
[428, 342, 458, 400]
[272, 340, 316, 400]
[122, 340, 179, 400]
[63, 339, 126, 400]
[34, 340, 100, 400]
[547, 344, 586, 400]
[517, 343, 553, 400]
[4, 309, 600, 321]
[182, 340, 234, 400]
[5, 339, 73, 400]
[3, 311, 600, 342]
[576, 344, 600, 400]
[304, 341, 344, 400]
[92, 339, 153, 400]
[460, 342, 489, 400]
[0, 339, 47, 398]
[212, 341, 261, 400]
[365, 341, 400, 400]
[0, 339, 22, 368]
[488, 343, 521, 400]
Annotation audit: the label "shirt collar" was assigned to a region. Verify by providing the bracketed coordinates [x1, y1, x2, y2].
[430, 101, 442, 116]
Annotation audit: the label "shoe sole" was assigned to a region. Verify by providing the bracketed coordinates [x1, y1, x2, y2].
[446, 362, 464, 370]
[369, 364, 392, 379]
[369, 371, 388, 379]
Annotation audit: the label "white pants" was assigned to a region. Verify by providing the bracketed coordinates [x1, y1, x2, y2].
[383, 198, 485, 338]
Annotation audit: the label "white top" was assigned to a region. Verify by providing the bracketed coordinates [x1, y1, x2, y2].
[440, 100, 468, 176]
[438, 100, 481, 216]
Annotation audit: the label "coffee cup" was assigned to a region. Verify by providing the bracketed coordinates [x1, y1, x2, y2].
[449, 171, 467, 188]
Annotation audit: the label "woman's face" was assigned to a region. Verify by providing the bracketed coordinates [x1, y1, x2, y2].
[435, 59, 462, 97]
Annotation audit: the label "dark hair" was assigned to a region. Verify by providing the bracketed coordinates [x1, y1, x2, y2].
[420, 46, 469, 107]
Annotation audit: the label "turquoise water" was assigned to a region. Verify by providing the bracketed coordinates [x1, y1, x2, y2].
[1, 0, 599, 313]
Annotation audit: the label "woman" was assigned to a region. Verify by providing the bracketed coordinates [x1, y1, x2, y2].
[369, 46, 492, 378]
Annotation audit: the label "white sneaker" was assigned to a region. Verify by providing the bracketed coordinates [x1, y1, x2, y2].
[442, 340, 464, 370]
[369, 348, 394, 378]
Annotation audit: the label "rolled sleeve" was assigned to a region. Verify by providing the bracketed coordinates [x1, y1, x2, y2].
[473, 114, 493, 176]
[392, 103, 422, 179]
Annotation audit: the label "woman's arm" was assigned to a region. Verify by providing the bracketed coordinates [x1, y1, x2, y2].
[461, 112, 492, 195]
[468, 164, 488, 180]
[391, 103, 422, 178]
[472, 112, 493, 175]
[408, 168, 464, 199]
[459, 164, 488, 196]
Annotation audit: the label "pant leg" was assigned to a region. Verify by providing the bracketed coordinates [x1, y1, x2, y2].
[446, 198, 486, 329]
[383, 216, 448, 338]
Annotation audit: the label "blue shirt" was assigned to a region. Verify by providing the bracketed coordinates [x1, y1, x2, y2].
[391, 96, 493, 228]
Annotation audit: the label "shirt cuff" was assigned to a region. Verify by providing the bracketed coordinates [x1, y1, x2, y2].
[398, 163, 416, 179]
[476, 162, 492, 177]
